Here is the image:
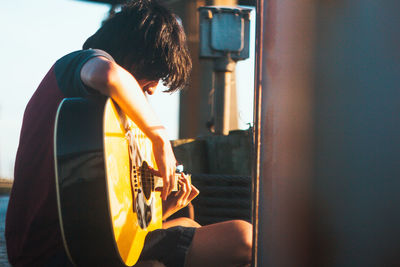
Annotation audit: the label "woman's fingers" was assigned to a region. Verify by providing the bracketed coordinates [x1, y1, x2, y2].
[181, 174, 192, 201]
[176, 174, 198, 207]
[188, 184, 200, 202]
[176, 178, 188, 207]
[152, 139, 177, 200]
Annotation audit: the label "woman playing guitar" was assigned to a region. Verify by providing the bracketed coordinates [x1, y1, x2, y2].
[6, 1, 252, 266]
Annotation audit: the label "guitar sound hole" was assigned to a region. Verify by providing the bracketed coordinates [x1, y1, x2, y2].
[142, 181, 151, 200]
[140, 162, 152, 200]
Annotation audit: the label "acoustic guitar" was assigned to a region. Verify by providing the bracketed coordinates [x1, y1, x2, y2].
[54, 96, 184, 266]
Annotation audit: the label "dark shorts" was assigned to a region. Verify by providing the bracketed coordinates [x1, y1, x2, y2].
[138, 226, 196, 267]
[45, 226, 196, 267]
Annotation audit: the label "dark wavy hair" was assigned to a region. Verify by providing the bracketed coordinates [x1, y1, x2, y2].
[83, 0, 192, 92]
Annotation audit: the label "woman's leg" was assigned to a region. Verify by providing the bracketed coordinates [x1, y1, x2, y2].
[184, 220, 252, 267]
[163, 217, 201, 229]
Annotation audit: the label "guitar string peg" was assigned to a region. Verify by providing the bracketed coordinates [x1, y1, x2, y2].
[176, 165, 184, 173]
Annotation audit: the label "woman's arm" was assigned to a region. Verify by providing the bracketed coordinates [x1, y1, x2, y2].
[80, 56, 176, 200]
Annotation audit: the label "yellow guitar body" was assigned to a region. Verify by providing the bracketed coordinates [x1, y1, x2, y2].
[103, 99, 162, 265]
[55, 97, 172, 266]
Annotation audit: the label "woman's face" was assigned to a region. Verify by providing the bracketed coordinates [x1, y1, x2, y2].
[137, 79, 159, 95]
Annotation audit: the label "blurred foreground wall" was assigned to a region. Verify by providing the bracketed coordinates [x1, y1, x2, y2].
[255, 0, 400, 266]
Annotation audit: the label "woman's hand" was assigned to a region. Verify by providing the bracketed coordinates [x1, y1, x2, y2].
[162, 173, 200, 221]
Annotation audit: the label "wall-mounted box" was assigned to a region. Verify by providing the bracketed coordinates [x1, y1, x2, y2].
[199, 6, 251, 60]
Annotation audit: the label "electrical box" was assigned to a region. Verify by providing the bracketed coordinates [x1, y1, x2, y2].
[199, 6, 251, 60]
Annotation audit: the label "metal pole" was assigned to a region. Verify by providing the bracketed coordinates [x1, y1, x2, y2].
[254, 0, 316, 266]
[213, 56, 236, 135]
[251, 0, 264, 265]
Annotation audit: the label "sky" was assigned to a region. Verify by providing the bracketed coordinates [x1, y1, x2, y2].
[0, 0, 254, 179]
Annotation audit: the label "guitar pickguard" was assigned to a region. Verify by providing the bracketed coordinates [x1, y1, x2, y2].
[135, 190, 154, 229]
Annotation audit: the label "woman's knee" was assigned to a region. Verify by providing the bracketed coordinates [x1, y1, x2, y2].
[229, 220, 253, 253]
[177, 217, 201, 228]
[221, 220, 252, 264]
[184, 220, 252, 267]
[163, 217, 201, 229]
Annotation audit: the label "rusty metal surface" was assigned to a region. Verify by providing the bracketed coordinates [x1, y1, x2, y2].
[311, 1, 400, 265]
[254, 0, 400, 266]
[254, 0, 315, 266]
